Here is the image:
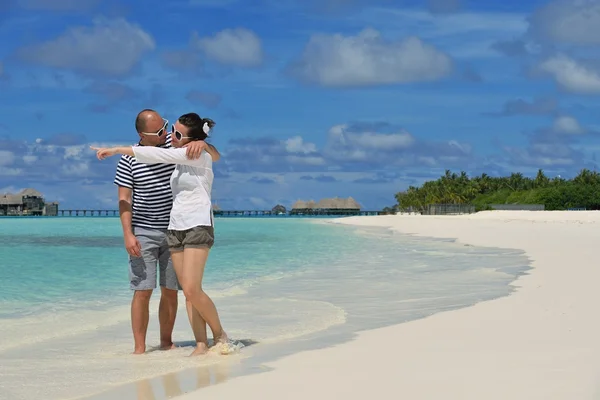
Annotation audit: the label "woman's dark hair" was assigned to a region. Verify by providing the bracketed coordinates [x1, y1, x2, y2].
[178, 112, 216, 141]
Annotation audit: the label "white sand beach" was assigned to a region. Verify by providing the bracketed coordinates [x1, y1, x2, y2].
[175, 211, 600, 400]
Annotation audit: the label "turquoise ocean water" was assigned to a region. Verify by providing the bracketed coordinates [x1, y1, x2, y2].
[0, 217, 530, 400]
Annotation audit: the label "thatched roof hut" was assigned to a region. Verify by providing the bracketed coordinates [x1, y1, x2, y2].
[315, 197, 361, 210]
[293, 197, 361, 211]
[316, 198, 336, 209]
[341, 197, 361, 209]
[292, 200, 307, 209]
[20, 188, 43, 197]
[0, 188, 45, 205]
[0, 194, 23, 205]
[291, 200, 318, 210]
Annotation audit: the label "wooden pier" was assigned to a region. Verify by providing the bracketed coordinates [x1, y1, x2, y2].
[59, 210, 119, 217]
[53, 210, 383, 217]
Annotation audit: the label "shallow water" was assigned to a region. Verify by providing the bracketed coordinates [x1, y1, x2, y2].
[0, 217, 530, 400]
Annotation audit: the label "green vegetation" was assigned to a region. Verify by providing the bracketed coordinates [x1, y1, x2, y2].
[394, 169, 600, 213]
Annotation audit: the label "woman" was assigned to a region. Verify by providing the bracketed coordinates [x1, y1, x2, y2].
[92, 112, 228, 356]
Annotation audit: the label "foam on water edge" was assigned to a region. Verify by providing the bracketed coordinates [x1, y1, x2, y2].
[0, 219, 530, 400]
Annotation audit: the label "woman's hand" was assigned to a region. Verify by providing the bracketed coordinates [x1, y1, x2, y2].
[90, 146, 118, 160]
[183, 140, 208, 160]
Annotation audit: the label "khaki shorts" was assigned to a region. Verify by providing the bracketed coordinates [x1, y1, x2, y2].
[129, 226, 180, 291]
[166, 225, 214, 252]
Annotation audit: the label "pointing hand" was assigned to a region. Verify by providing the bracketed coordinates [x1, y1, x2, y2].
[90, 146, 117, 160]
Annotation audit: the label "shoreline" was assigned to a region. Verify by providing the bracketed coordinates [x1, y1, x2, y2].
[69, 217, 525, 400]
[171, 211, 600, 399]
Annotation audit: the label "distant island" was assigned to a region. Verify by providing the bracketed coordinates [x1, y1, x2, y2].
[6, 170, 598, 218]
[392, 169, 600, 214]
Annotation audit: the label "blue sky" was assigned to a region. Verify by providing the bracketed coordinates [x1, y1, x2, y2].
[1, 0, 600, 210]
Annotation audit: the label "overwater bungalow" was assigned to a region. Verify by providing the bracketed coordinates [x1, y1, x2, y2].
[290, 197, 361, 215]
[0, 188, 58, 216]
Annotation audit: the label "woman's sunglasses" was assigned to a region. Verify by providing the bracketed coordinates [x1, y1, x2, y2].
[141, 119, 169, 137]
[172, 125, 193, 141]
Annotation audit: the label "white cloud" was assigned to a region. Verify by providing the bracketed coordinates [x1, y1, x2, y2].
[552, 115, 585, 134]
[0, 150, 15, 166]
[375, 9, 528, 38]
[286, 155, 326, 166]
[285, 136, 318, 154]
[363, 8, 528, 59]
[322, 123, 471, 168]
[17, 18, 155, 76]
[538, 54, 600, 94]
[22, 155, 37, 164]
[192, 28, 263, 67]
[288, 28, 453, 87]
[528, 0, 600, 45]
[504, 145, 578, 167]
[328, 124, 416, 151]
[0, 137, 128, 183]
[0, 168, 24, 177]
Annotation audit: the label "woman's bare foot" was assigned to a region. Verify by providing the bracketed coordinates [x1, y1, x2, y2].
[213, 331, 236, 355]
[213, 330, 229, 346]
[189, 343, 209, 356]
[132, 346, 146, 355]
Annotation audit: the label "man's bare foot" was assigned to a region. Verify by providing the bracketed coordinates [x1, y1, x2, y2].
[160, 341, 176, 350]
[132, 346, 146, 355]
[189, 343, 208, 356]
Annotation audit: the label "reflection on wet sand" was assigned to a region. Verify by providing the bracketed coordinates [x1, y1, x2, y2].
[134, 361, 233, 400]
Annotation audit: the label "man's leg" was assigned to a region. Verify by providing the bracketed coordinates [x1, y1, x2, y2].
[131, 289, 153, 354]
[158, 287, 178, 349]
[129, 227, 159, 354]
[159, 233, 179, 350]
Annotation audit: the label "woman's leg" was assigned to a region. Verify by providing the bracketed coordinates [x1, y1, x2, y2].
[177, 247, 227, 344]
[185, 298, 208, 355]
[170, 249, 209, 355]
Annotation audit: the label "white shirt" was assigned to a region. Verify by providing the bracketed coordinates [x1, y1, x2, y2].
[132, 146, 214, 231]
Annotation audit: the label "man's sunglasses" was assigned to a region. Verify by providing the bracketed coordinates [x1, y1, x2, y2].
[141, 119, 169, 137]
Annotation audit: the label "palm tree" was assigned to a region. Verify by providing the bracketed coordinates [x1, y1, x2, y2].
[534, 169, 550, 188]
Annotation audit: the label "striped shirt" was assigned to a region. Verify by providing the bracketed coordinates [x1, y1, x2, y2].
[113, 134, 175, 230]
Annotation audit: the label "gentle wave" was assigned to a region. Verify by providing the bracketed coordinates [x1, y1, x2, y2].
[0, 218, 530, 400]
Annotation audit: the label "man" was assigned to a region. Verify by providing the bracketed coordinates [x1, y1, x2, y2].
[113, 109, 220, 354]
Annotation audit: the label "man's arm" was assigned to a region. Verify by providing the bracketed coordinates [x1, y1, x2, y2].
[118, 186, 141, 257]
[113, 155, 141, 257]
[205, 143, 220, 162]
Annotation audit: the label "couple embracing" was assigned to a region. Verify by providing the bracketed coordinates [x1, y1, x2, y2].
[92, 109, 229, 356]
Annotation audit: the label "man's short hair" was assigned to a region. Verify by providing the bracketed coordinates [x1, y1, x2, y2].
[135, 109, 157, 133]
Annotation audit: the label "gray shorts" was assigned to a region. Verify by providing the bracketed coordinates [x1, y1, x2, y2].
[129, 226, 180, 291]
[166, 225, 214, 252]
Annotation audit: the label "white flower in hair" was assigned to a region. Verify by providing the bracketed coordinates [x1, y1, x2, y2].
[203, 121, 211, 135]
